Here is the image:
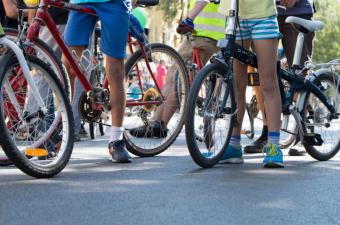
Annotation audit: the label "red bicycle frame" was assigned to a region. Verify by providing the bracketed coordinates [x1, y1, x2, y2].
[189, 47, 203, 85]
[26, 0, 164, 107]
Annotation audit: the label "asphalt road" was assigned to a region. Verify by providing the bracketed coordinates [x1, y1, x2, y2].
[1, 132, 340, 225]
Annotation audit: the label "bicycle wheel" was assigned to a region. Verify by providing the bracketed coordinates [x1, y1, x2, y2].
[241, 94, 257, 139]
[280, 113, 298, 148]
[4, 28, 70, 98]
[185, 63, 236, 168]
[124, 43, 189, 157]
[302, 71, 340, 161]
[0, 147, 12, 166]
[1, 29, 71, 166]
[279, 76, 299, 148]
[0, 53, 74, 178]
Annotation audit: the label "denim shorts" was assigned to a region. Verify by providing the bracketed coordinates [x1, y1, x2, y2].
[64, 0, 129, 59]
[236, 15, 281, 41]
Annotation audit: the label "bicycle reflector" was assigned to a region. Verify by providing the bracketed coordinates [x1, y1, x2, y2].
[25, 148, 48, 157]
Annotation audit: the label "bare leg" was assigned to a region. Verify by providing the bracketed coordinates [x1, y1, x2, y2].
[253, 39, 281, 132]
[105, 56, 126, 127]
[232, 40, 251, 136]
[153, 71, 178, 124]
[61, 46, 85, 98]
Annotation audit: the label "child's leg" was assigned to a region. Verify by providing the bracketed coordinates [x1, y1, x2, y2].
[253, 39, 281, 135]
[232, 40, 251, 138]
[219, 40, 250, 164]
[253, 39, 284, 168]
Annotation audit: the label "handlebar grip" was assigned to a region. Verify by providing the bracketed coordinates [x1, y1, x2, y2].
[136, 0, 159, 6]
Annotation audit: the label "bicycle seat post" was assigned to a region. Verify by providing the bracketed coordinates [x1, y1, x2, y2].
[292, 31, 305, 70]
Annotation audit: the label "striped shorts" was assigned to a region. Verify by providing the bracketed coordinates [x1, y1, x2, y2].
[236, 15, 281, 41]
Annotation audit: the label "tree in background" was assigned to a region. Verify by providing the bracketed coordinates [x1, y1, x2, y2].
[157, 0, 186, 23]
[313, 0, 340, 63]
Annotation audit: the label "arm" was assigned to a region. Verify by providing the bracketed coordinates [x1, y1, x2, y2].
[3, 0, 18, 18]
[176, 0, 209, 34]
[188, 0, 209, 20]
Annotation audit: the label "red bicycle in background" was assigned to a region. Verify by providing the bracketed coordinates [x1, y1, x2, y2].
[0, 0, 189, 177]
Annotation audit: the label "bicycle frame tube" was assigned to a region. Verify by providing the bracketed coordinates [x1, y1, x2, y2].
[225, 0, 237, 35]
[0, 36, 47, 114]
[192, 48, 203, 70]
[27, 0, 95, 91]
[281, 69, 336, 114]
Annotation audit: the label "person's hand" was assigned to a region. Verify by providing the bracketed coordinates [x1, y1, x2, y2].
[176, 18, 195, 35]
[280, 0, 299, 8]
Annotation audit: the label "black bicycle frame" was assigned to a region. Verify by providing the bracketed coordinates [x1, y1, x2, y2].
[215, 30, 336, 118]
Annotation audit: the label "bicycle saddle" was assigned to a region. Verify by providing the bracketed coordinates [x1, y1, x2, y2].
[136, 0, 159, 6]
[285, 16, 324, 33]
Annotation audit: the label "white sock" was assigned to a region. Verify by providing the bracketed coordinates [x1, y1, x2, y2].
[109, 126, 124, 142]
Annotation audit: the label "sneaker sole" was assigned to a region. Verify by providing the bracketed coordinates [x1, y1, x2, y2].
[111, 158, 131, 163]
[219, 157, 244, 164]
[263, 161, 284, 168]
[288, 148, 306, 156]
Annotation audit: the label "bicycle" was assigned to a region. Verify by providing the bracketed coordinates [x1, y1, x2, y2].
[185, 0, 340, 168]
[12, 0, 188, 160]
[0, 22, 74, 177]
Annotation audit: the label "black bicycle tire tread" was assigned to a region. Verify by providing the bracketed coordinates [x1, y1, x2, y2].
[185, 63, 235, 168]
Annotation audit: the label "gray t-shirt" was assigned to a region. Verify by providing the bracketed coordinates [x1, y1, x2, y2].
[278, 0, 314, 16]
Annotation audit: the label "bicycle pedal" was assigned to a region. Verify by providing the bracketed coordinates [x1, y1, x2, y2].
[303, 133, 323, 146]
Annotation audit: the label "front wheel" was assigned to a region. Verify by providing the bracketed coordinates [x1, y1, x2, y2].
[185, 63, 236, 168]
[0, 54, 74, 178]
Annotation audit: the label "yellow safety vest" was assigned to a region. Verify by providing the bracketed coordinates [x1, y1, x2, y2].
[189, 0, 226, 41]
[0, 23, 4, 36]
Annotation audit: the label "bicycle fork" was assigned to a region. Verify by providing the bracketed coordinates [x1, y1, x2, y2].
[0, 37, 47, 119]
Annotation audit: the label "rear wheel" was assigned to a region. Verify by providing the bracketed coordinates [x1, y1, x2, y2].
[185, 63, 236, 168]
[302, 72, 340, 161]
[124, 43, 189, 157]
[0, 54, 74, 178]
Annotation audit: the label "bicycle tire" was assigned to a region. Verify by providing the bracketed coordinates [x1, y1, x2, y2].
[124, 43, 189, 157]
[0, 147, 12, 166]
[4, 28, 71, 99]
[185, 63, 236, 168]
[302, 71, 340, 161]
[0, 54, 74, 178]
[1, 29, 71, 166]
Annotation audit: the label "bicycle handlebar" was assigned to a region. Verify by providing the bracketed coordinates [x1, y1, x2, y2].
[136, 0, 159, 7]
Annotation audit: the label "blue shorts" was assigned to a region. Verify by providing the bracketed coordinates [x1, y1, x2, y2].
[64, 0, 129, 59]
[236, 16, 281, 41]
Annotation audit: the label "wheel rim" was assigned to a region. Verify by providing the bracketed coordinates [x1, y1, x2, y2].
[0, 58, 72, 169]
[124, 46, 188, 154]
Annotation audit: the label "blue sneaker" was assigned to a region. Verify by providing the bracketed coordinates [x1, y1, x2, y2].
[219, 145, 244, 164]
[263, 144, 284, 168]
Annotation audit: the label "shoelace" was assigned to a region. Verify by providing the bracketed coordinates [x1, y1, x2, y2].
[262, 144, 279, 156]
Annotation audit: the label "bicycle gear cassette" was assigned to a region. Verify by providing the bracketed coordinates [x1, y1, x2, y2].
[79, 91, 102, 123]
[143, 87, 160, 113]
